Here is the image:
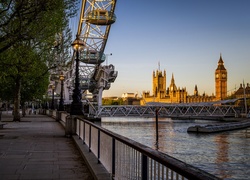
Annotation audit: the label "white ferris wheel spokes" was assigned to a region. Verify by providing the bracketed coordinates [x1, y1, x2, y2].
[65, 0, 118, 113]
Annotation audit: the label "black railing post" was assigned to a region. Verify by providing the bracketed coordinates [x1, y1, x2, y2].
[83, 122, 85, 144]
[78, 120, 81, 139]
[112, 138, 116, 178]
[155, 108, 159, 142]
[97, 129, 100, 163]
[89, 125, 91, 152]
[141, 154, 148, 179]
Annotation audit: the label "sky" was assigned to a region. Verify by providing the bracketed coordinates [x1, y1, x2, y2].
[74, 0, 250, 97]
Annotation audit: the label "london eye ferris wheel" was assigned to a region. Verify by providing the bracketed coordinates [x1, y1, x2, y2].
[64, 0, 118, 114]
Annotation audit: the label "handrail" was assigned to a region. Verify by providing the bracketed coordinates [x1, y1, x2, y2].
[74, 116, 220, 180]
[43, 109, 220, 179]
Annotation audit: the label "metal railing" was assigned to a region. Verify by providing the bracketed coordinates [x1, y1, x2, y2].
[73, 116, 220, 180]
[96, 105, 238, 118]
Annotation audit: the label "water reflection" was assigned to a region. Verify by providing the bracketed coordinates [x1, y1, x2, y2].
[214, 134, 231, 179]
[101, 117, 250, 180]
[244, 129, 250, 138]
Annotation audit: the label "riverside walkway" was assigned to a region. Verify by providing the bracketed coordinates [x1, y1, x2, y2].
[0, 112, 94, 180]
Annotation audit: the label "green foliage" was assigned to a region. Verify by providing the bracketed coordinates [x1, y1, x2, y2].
[0, 0, 79, 120]
[0, 76, 15, 101]
[0, 0, 79, 53]
[21, 61, 50, 102]
[102, 98, 124, 105]
[0, 43, 49, 101]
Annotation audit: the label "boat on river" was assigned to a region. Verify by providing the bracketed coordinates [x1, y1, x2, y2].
[187, 120, 250, 133]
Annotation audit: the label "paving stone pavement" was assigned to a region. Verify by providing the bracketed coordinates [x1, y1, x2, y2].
[0, 112, 94, 180]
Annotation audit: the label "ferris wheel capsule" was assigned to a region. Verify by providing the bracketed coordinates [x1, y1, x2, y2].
[86, 9, 116, 25]
[81, 50, 105, 64]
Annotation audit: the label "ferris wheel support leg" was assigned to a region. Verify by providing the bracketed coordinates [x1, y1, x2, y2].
[98, 87, 103, 111]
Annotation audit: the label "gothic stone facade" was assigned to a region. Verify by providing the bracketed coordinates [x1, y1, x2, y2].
[141, 55, 227, 105]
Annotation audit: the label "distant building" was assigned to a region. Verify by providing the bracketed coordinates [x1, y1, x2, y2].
[141, 55, 228, 105]
[234, 83, 250, 99]
[232, 83, 250, 113]
[186, 84, 215, 103]
[103, 96, 119, 100]
[121, 93, 138, 98]
[122, 92, 140, 105]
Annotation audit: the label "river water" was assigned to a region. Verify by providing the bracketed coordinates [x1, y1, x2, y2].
[100, 117, 250, 180]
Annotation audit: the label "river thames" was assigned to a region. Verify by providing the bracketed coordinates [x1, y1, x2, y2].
[100, 117, 250, 180]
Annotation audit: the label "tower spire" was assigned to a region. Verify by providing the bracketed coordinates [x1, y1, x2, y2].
[215, 54, 227, 100]
[217, 53, 225, 69]
[219, 53, 223, 63]
[171, 73, 175, 83]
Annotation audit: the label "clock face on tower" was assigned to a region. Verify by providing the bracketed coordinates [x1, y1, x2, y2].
[222, 73, 226, 78]
[216, 73, 219, 78]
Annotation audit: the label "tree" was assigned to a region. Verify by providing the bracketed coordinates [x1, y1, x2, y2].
[20, 55, 50, 116]
[102, 98, 124, 105]
[0, 0, 78, 53]
[0, 44, 49, 120]
[0, 0, 79, 121]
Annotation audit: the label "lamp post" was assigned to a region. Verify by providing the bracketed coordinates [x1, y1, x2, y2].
[58, 72, 65, 111]
[70, 36, 85, 115]
[51, 85, 55, 110]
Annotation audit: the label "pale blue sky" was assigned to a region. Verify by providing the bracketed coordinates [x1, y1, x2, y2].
[73, 1, 250, 97]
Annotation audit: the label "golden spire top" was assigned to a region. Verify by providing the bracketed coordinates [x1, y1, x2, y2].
[171, 73, 175, 83]
[216, 53, 226, 70]
[218, 53, 224, 64]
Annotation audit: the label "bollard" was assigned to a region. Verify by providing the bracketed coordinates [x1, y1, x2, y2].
[49, 110, 52, 117]
[56, 111, 61, 122]
[65, 115, 72, 137]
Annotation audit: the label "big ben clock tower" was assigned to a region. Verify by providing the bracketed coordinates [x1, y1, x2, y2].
[215, 54, 227, 100]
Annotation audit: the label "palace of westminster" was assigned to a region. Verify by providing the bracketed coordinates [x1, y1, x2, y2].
[120, 54, 250, 105]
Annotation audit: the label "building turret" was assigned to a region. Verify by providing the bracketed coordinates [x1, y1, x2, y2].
[169, 73, 177, 92]
[194, 85, 198, 96]
[153, 69, 166, 98]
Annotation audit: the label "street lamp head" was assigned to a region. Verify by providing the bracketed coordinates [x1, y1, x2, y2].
[59, 72, 65, 81]
[71, 36, 85, 51]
